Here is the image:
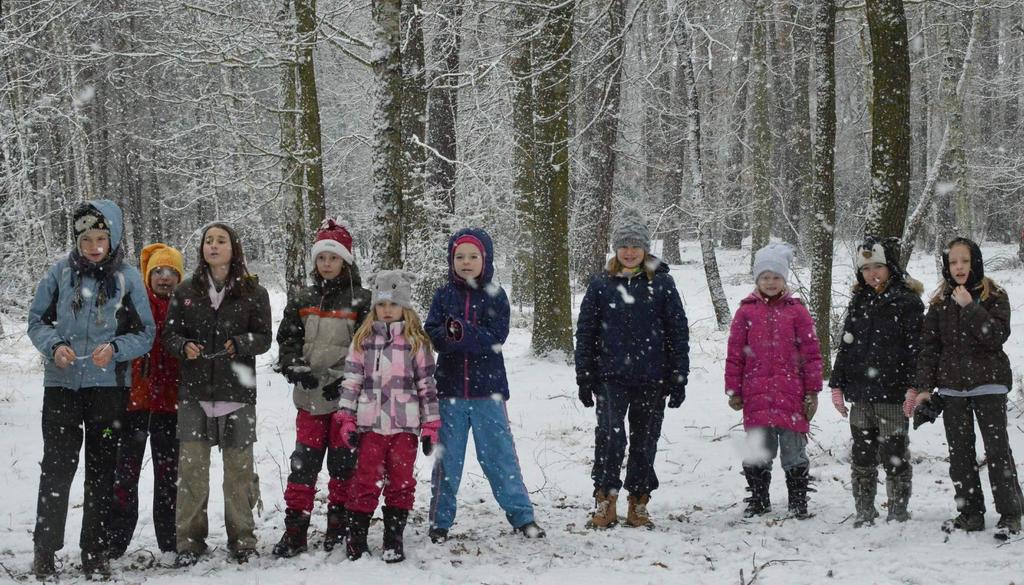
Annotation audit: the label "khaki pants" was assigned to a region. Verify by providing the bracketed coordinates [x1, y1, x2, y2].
[176, 441, 259, 553]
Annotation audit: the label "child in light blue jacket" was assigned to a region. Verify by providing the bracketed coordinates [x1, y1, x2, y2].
[27, 199, 155, 579]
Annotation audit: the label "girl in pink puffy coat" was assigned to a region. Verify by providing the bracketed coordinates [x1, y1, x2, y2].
[724, 243, 822, 519]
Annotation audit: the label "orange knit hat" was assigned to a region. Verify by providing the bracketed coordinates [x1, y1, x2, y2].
[140, 243, 185, 288]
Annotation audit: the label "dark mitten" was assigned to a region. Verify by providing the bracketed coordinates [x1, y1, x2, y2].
[578, 384, 596, 408]
[667, 385, 686, 409]
[422, 436, 433, 456]
[322, 377, 344, 402]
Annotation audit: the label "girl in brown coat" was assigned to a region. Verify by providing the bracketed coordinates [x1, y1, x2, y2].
[912, 237, 1022, 540]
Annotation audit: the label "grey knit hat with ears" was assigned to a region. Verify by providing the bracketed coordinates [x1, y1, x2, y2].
[370, 270, 417, 309]
[611, 207, 651, 251]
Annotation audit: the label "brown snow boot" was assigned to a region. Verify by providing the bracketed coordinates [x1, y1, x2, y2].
[625, 494, 654, 529]
[588, 489, 618, 529]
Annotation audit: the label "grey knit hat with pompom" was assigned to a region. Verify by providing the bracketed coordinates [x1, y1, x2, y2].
[611, 208, 651, 251]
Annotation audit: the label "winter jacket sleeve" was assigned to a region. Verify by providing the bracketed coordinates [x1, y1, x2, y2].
[438, 287, 511, 355]
[413, 345, 440, 424]
[338, 343, 366, 414]
[897, 294, 925, 389]
[574, 277, 602, 386]
[162, 286, 191, 359]
[231, 285, 273, 357]
[110, 268, 156, 361]
[660, 275, 690, 386]
[915, 302, 942, 390]
[424, 288, 450, 351]
[27, 263, 66, 357]
[960, 291, 1011, 351]
[827, 299, 856, 389]
[276, 293, 306, 371]
[793, 301, 823, 394]
[724, 304, 749, 396]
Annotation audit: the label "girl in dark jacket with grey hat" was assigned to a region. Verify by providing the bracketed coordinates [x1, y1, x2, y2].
[912, 237, 1022, 540]
[575, 208, 689, 530]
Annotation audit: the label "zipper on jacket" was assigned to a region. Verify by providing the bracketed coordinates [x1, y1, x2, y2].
[463, 290, 471, 398]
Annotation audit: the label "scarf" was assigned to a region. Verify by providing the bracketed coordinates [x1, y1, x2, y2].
[70, 245, 125, 315]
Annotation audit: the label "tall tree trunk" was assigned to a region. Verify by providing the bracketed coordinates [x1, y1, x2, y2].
[679, 13, 730, 330]
[295, 0, 326, 232]
[510, 7, 537, 308]
[786, 0, 813, 249]
[863, 0, 912, 238]
[576, 0, 626, 281]
[750, 0, 772, 261]
[721, 9, 755, 249]
[401, 0, 439, 306]
[809, 0, 837, 378]
[530, 0, 575, 356]
[280, 0, 308, 297]
[426, 0, 463, 214]
[900, 4, 980, 267]
[371, 0, 405, 269]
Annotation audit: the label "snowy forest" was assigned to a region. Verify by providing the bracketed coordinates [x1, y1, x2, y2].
[4, 0, 1024, 351]
[3, 0, 1024, 583]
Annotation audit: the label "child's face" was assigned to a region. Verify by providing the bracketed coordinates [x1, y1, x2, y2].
[203, 227, 233, 269]
[616, 246, 645, 269]
[859, 263, 890, 289]
[78, 229, 110, 263]
[948, 244, 972, 285]
[453, 243, 483, 281]
[316, 252, 345, 281]
[149, 266, 181, 298]
[756, 272, 785, 296]
[375, 301, 403, 323]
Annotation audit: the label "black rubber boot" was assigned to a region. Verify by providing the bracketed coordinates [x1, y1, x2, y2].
[323, 504, 348, 552]
[81, 550, 111, 580]
[785, 465, 811, 519]
[851, 465, 879, 527]
[742, 465, 772, 518]
[381, 506, 409, 563]
[885, 469, 913, 523]
[33, 549, 56, 580]
[346, 511, 372, 561]
[272, 509, 310, 558]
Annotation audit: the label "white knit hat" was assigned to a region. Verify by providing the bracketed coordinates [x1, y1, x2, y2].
[752, 242, 794, 281]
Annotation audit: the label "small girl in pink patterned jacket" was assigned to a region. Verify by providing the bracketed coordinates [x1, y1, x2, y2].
[334, 270, 440, 563]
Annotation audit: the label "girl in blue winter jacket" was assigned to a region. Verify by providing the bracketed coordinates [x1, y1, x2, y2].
[27, 200, 156, 579]
[574, 208, 689, 530]
[425, 228, 545, 542]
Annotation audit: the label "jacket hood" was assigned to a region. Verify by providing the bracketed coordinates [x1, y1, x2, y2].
[447, 227, 495, 287]
[941, 237, 984, 291]
[86, 199, 125, 251]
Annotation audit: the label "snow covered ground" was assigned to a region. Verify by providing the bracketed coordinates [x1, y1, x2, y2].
[1, 241, 1022, 584]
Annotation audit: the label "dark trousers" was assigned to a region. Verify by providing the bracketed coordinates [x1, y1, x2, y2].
[591, 382, 666, 495]
[34, 387, 127, 554]
[109, 411, 179, 554]
[942, 394, 1024, 517]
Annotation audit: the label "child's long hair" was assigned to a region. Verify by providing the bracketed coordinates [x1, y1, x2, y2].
[351, 306, 432, 355]
[929, 277, 1002, 305]
[606, 254, 657, 281]
[191, 222, 255, 298]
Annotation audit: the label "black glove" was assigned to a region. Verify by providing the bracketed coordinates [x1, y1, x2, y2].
[422, 435, 433, 456]
[578, 383, 596, 408]
[284, 360, 318, 389]
[322, 377, 344, 402]
[445, 316, 464, 341]
[667, 385, 686, 409]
